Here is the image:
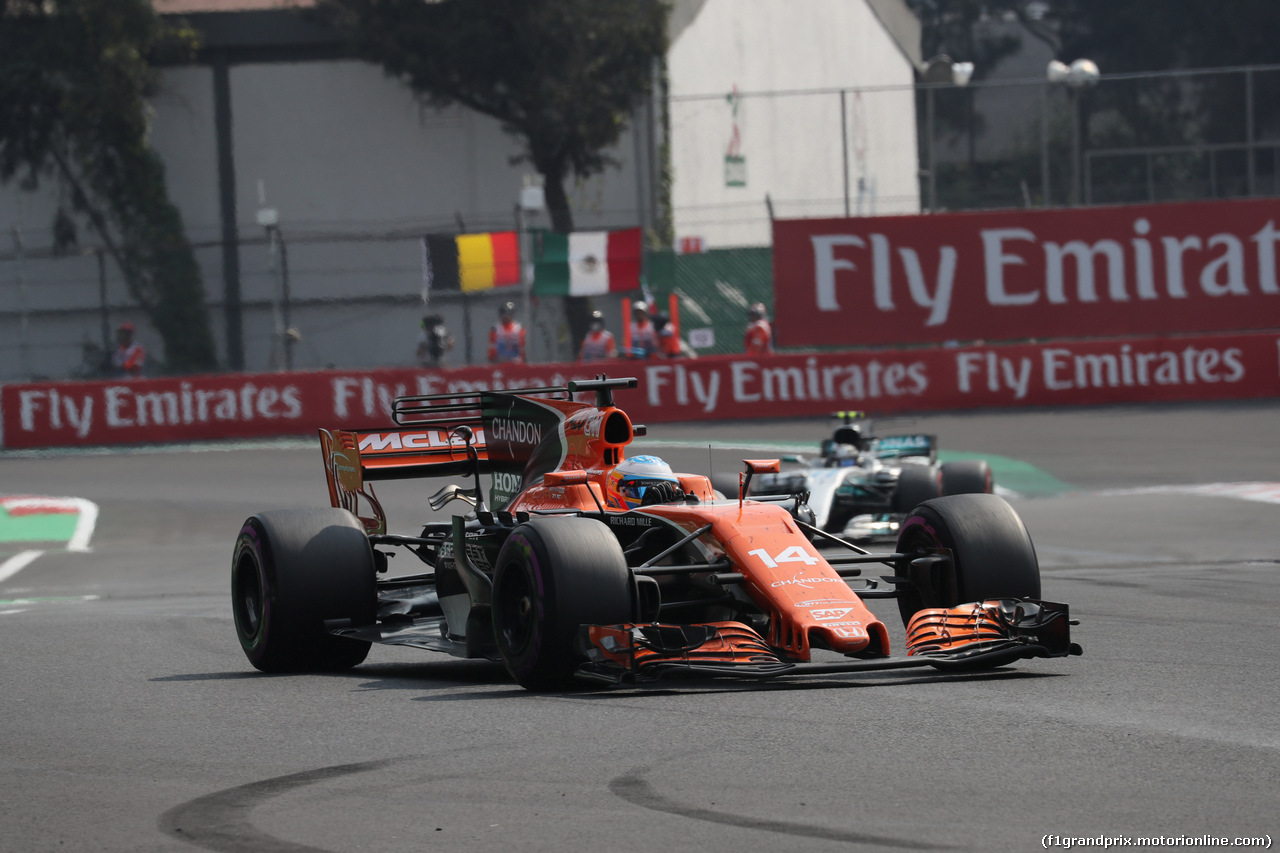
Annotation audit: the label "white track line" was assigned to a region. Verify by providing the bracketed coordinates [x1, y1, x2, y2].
[0, 550, 45, 584]
[66, 498, 98, 552]
[1094, 482, 1280, 505]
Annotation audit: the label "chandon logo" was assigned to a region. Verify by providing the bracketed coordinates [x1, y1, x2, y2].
[770, 577, 841, 588]
[491, 418, 543, 445]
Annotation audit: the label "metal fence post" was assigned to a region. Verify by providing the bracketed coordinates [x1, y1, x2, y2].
[1041, 83, 1051, 207]
[1246, 67, 1256, 196]
[841, 89, 850, 217]
[927, 86, 937, 212]
[1071, 88, 1081, 205]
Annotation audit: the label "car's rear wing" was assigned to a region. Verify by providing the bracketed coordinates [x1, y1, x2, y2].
[871, 433, 937, 460]
[319, 376, 642, 531]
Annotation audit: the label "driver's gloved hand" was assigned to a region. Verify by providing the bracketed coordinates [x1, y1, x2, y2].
[640, 482, 684, 506]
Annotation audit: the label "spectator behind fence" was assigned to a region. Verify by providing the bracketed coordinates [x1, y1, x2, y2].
[743, 302, 774, 355]
[579, 310, 617, 362]
[489, 301, 526, 364]
[416, 313, 455, 367]
[626, 303, 659, 359]
[652, 311, 694, 359]
[111, 322, 146, 377]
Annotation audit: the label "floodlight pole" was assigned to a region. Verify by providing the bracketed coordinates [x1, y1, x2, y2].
[926, 86, 937, 212]
[1246, 67, 1256, 196]
[1071, 88, 1082, 205]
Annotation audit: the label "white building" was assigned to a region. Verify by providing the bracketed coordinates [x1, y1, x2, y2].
[668, 0, 921, 248]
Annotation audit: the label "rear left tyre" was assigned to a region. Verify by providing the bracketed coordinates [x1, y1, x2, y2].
[232, 508, 377, 673]
[491, 517, 632, 691]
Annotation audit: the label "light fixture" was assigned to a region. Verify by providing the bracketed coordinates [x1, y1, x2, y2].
[921, 55, 973, 87]
[1048, 58, 1100, 87]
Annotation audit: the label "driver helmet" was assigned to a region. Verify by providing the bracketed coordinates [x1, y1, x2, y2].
[748, 302, 766, 321]
[607, 455, 680, 509]
[499, 301, 516, 319]
[589, 309, 605, 331]
[833, 424, 863, 449]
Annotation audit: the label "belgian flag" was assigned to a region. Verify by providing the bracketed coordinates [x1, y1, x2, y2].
[422, 232, 521, 294]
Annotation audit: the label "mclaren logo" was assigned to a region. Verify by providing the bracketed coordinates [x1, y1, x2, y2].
[358, 429, 485, 452]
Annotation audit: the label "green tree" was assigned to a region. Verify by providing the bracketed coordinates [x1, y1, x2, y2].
[1053, 0, 1280, 145]
[908, 0, 1022, 162]
[319, 0, 668, 346]
[0, 0, 218, 373]
[319, 0, 668, 235]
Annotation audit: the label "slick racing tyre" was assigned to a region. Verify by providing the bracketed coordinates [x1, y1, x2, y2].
[893, 494, 1040, 627]
[491, 517, 632, 691]
[940, 459, 993, 496]
[232, 508, 377, 672]
[891, 464, 942, 514]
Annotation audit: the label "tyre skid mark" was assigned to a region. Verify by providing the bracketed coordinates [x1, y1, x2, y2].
[609, 766, 953, 850]
[159, 759, 400, 852]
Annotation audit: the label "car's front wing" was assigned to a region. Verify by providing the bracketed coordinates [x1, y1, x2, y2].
[574, 600, 1080, 684]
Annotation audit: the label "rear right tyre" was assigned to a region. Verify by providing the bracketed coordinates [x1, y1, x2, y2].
[940, 459, 993, 496]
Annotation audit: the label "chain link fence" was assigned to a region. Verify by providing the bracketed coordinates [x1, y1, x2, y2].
[0, 231, 776, 382]
[921, 64, 1280, 211]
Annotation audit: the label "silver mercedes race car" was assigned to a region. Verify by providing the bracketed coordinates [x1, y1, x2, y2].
[721, 413, 993, 541]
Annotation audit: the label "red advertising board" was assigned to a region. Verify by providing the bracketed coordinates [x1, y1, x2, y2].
[773, 198, 1280, 348]
[3, 332, 1277, 450]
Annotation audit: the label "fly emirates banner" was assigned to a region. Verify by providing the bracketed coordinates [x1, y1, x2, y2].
[773, 198, 1280, 347]
[3, 331, 1278, 449]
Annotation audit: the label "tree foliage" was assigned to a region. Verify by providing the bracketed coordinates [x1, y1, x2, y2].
[911, 0, 1280, 144]
[0, 0, 217, 373]
[317, 0, 669, 234]
[1052, 0, 1280, 144]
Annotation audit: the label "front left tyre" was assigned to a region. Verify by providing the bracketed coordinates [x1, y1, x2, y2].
[894, 493, 1040, 627]
[232, 508, 377, 673]
[491, 517, 632, 691]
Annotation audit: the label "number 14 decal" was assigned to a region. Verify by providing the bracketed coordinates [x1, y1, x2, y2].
[747, 545, 819, 568]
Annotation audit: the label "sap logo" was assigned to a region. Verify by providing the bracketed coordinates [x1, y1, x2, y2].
[810, 608, 853, 621]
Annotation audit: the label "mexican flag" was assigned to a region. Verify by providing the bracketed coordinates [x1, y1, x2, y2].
[533, 228, 642, 296]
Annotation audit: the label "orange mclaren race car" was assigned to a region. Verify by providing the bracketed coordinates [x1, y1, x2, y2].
[231, 377, 1080, 690]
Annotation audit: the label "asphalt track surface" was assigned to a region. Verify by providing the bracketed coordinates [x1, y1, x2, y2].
[2, 400, 1277, 852]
